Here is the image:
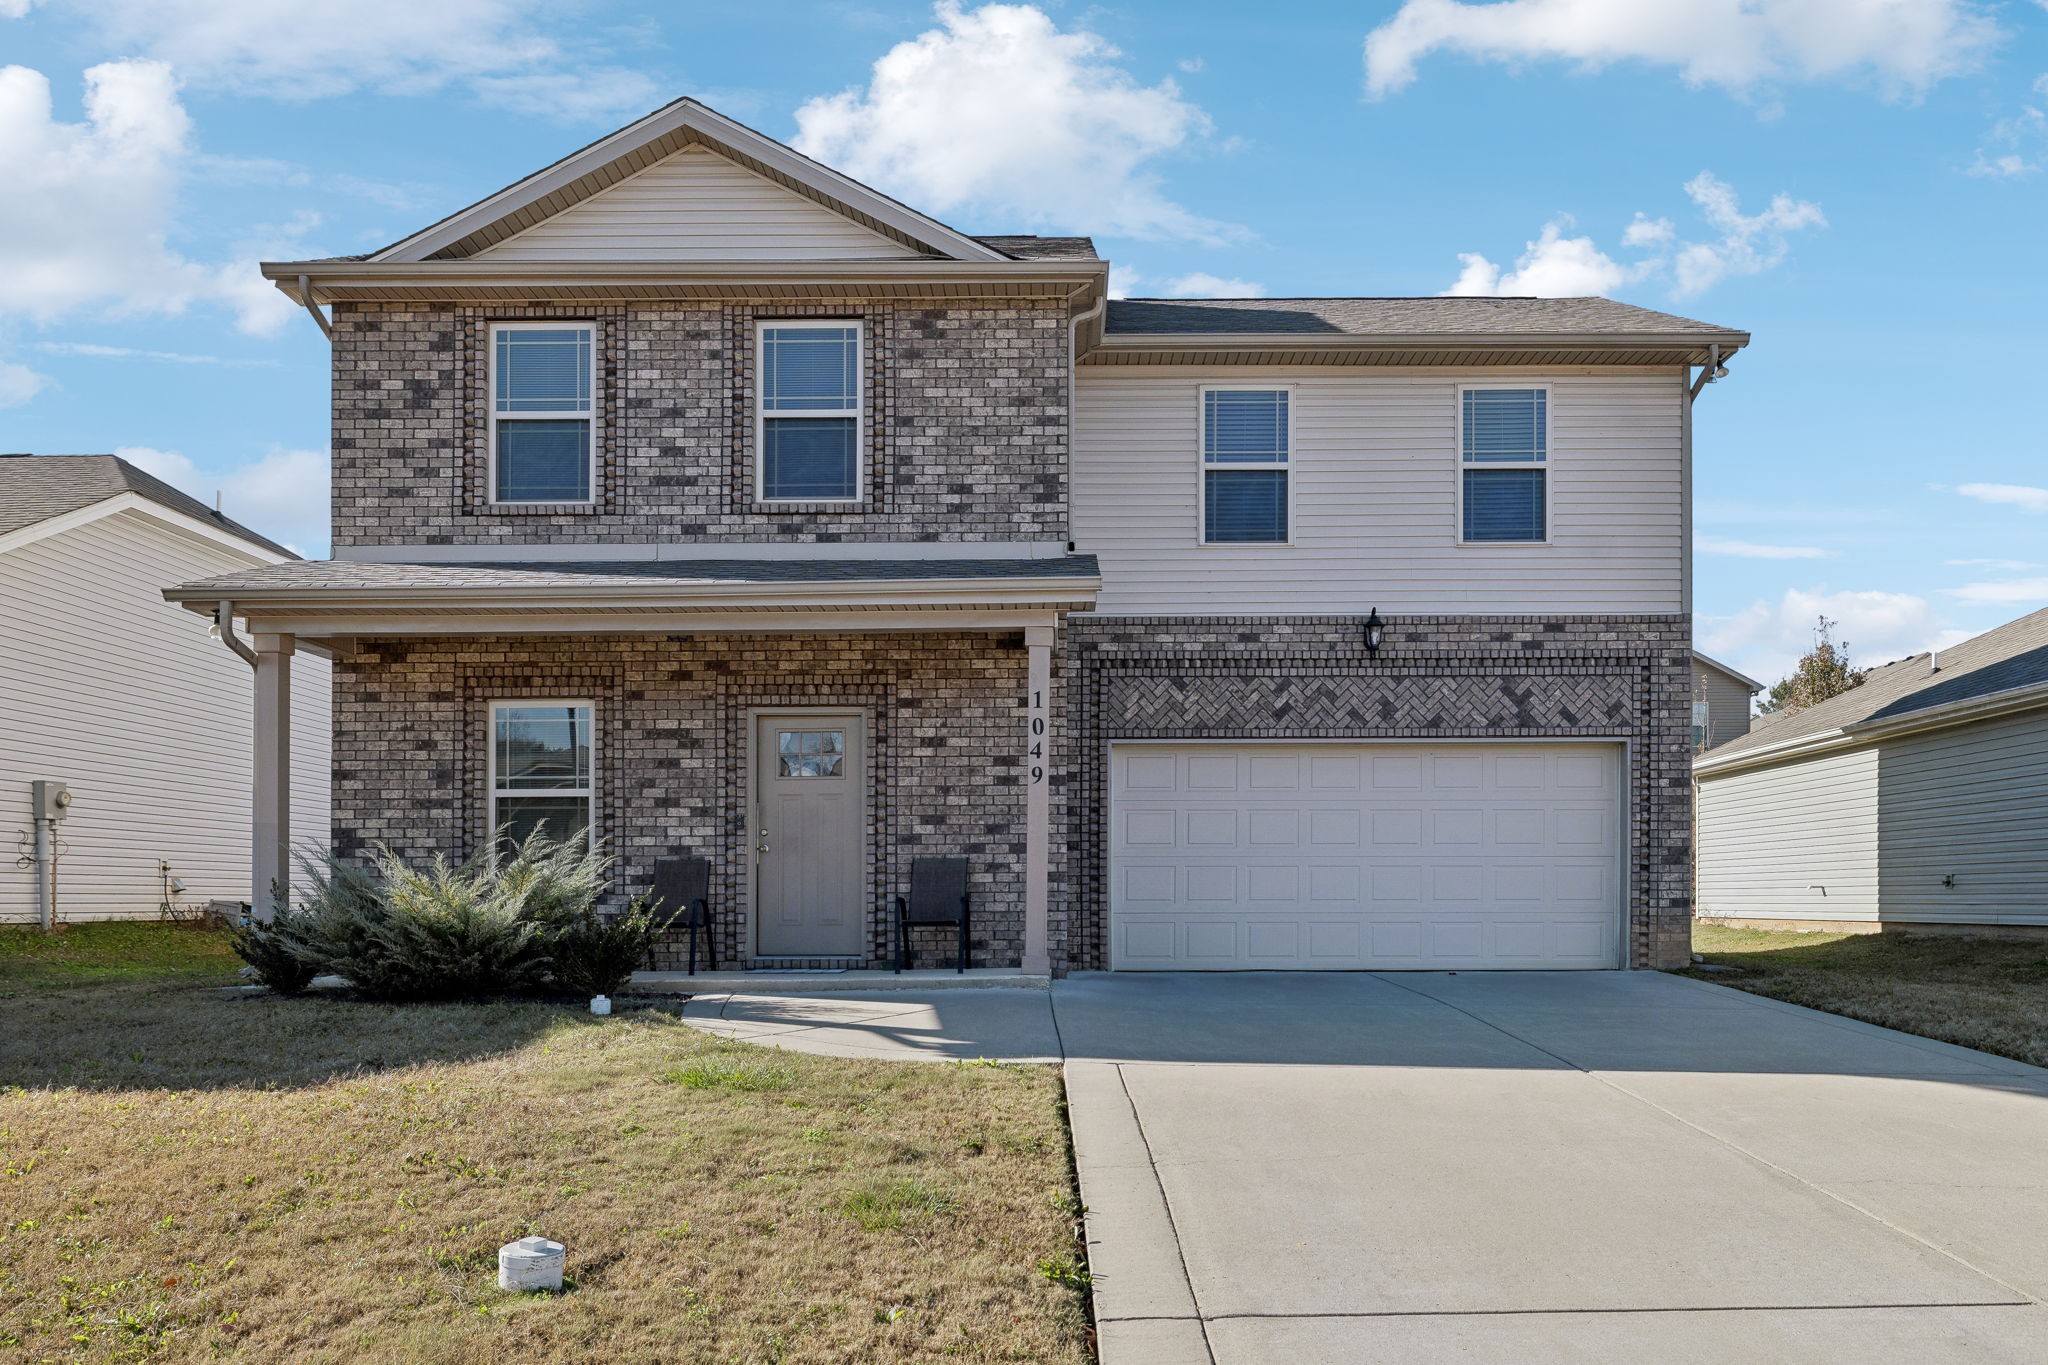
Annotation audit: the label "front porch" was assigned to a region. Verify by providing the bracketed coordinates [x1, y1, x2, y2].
[163, 554, 1098, 975]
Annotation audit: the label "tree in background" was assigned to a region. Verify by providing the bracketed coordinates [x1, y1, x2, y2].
[1758, 615, 1865, 714]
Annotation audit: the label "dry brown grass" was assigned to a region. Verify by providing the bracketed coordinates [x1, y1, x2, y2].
[1688, 923, 2048, 1069]
[0, 928, 1091, 1363]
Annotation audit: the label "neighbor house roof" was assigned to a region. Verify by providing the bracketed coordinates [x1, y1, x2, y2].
[1697, 607, 2048, 774]
[1691, 650, 1764, 693]
[973, 236, 1100, 261]
[0, 454, 296, 559]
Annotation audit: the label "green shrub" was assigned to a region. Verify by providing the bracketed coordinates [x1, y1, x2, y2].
[275, 831, 609, 1001]
[225, 915, 318, 993]
[550, 896, 673, 997]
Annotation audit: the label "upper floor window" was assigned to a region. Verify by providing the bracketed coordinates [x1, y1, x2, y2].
[1200, 387, 1290, 544]
[491, 323, 594, 504]
[758, 322, 861, 502]
[1459, 387, 1548, 543]
[490, 700, 594, 855]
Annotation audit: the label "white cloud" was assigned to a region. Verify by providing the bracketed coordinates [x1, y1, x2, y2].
[10, 0, 656, 119]
[117, 444, 330, 555]
[1946, 557, 2041, 571]
[1107, 265, 1142, 300]
[1364, 0, 2002, 101]
[0, 61, 309, 335]
[1445, 173, 1823, 299]
[1696, 536, 1828, 560]
[1699, 586, 1958, 684]
[0, 360, 49, 406]
[1162, 272, 1266, 299]
[793, 2, 1238, 242]
[1966, 84, 2046, 177]
[1945, 577, 2048, 604]
[1956, 482, 2048, 513]
[36, 340, 276, 366]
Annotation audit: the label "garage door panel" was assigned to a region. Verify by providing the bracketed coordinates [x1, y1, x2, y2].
[1110, 743, 1622, 971]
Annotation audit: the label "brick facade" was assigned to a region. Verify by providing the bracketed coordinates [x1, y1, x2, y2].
[328, 298, 1069, 548]
[329, 631, 1040, 970]
[1059, 614, 1695, 971]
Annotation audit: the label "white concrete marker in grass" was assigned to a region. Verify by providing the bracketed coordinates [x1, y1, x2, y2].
[590, 995, 612, 1016]
[499, 1236, 565, 1292]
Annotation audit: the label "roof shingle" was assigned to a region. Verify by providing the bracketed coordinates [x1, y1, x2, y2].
[0, 454, 297, 558]
[1105, 296, 1745, 338]
[167, 555, 1100, 596]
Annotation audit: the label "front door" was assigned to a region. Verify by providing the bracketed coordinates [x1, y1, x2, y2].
[753, 712, 867, 957]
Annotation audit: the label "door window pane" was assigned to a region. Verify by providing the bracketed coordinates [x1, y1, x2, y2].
[778, 729, 846, 778]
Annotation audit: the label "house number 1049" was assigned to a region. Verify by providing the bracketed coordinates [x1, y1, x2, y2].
[1028, 688, 1047, 784]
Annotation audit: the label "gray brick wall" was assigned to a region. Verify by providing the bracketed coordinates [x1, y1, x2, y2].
[329, 631, 1035, 970]
[329, 299, 1070, 548]
[1060, 614, 1695, 971]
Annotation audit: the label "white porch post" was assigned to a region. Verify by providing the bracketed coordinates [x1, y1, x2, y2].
[251, 632, 294, 923]
[1022, 625, 1054, 976]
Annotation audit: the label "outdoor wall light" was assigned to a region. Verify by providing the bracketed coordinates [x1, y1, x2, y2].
[1363, 608, 1386, 655]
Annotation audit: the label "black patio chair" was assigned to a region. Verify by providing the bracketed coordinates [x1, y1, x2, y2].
[651, 856, 715, 975]
[895, 856, 971, 974]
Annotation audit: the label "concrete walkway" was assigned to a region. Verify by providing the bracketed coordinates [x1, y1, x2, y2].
[684, 972, 2048, 1363]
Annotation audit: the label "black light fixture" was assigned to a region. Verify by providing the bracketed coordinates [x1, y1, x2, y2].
[1363, 607, 1385, 655]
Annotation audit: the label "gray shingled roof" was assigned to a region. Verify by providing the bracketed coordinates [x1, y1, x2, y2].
[972, 235, 1100, 261]
[1106, 297, 1746, 338]
[1709, 606, 2048, 760]
[0, 454, 297, 558]
[168, 555, 1100, 596]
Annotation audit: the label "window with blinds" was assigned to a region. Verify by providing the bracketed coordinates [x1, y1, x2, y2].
[1201, 387, 1290, 544]
[1460, 387, 1547, 543]
[489, 700, 593, 855]
[490, 323, 594, 504]
[759, 322, 861, 501]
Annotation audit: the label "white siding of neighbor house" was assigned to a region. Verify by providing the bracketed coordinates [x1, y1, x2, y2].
[1865, 710, 2048, 926]
[1695, 746, 1879, 923]
[473, 146, 925, 262]
[1071, 368, 1686, 615]
[0, 509, 331, 923]
[1694, 663, 1755, 750]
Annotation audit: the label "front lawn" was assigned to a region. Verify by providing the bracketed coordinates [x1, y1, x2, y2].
[1687, 922, 2048, 1069]
[0, 924, 1090, 1363]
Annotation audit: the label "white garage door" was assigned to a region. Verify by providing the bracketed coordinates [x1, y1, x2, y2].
[1110, 743, 1623, 970]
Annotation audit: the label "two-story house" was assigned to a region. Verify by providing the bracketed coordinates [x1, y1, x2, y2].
[166, 98, 1745, 975]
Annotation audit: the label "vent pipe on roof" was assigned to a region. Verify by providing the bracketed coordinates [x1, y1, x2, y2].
[1929, 649, 1940, 674]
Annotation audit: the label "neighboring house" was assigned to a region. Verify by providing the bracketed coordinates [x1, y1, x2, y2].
[1691, 650, 1762, 751]
[1695, 608, 2048, 932]
[0, 454, 331, 924]
[163, 98, 1745, 973]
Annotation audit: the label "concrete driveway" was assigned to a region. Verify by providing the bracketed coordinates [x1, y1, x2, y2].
[686, 972, 2048, 1363]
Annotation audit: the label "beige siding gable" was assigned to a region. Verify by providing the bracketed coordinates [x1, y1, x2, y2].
[472, 146, 926, 262]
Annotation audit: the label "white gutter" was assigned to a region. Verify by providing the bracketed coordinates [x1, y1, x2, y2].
[1095, 330, 1750, 356]
[1694, 676, 2048, 778]
[269, 258, 1108, 297]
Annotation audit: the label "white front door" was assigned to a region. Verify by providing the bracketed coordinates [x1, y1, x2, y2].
[1110, 742, 1623, 970]
[754, 712, 867, 957]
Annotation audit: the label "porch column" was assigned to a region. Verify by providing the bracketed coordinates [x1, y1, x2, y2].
[251, 632, 294, 923]
[1022, 625, 1054, 975]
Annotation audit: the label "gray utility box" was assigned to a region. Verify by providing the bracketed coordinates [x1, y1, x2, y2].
[31, 781, 71, 823]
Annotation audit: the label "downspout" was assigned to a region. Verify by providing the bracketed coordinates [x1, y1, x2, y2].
[1065, 289, 1108, 550]
[1688, 343, 1728, 401]
[210, 600, 258, 669]
[295, 274, 333, 341]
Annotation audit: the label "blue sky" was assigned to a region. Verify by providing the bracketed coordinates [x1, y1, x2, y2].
[2, 0, 2044, 683]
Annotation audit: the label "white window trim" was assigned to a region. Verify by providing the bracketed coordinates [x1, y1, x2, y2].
[487, 320, 597, 507]
[755, 319, 865, 505]
[1454, 382, 1553, 547]
[1196, 382, 1296, 548]
[487, 698, 596, 848]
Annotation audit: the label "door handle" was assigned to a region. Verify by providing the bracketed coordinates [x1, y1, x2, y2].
[756, 828, 770, 856]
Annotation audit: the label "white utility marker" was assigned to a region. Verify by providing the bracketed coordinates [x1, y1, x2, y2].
[499, 1236, 566, 1292]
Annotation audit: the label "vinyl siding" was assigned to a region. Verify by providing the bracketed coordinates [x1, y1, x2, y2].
[1694, 664, 1755, 749]
[1071, 369, 1685, 615]
[1869, 710, 2048, 925]
[0, 510, 331, 923]
[1695, 746, 1879, 922]
[473, 146, 925, 263]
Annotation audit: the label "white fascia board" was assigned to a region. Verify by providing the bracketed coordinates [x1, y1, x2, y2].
[365, 99, 1006, 265]
[0, 492, 292, 564]
[1696, 678, 2048, 778]
[333, 540, 1076, 563]
[1692, 726, 1854, 778]
[1690, 649, 1765, 693]
[1097, 330, 1752, 354]
[264, 259, 1104, 300]
[233, 608, 1069, 637]
[166, 576, 1101, 613]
